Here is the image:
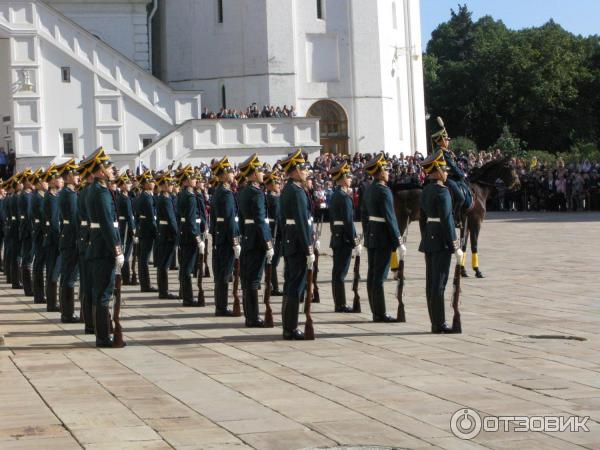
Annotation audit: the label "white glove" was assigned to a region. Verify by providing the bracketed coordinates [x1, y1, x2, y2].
[398, 244, 407, 260]
[307, 253, 316, 269]
[233, 244, 241, 259]
[455, 248, 464, 263]
[352, 243, 362, 257]
[116, 254, 125, 270]
[266, 247, 275, 264]
[314, 240, 321, 252]
[133, 236, 139, 245]
[198, 239, 205, 255]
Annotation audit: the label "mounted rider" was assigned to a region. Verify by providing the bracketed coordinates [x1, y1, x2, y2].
[431, 117, 473, 223]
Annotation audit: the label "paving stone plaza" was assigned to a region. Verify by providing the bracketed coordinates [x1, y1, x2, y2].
[1, 212, 599, 449]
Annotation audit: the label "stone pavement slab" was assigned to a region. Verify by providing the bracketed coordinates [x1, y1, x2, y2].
[1, 212, 599, 449]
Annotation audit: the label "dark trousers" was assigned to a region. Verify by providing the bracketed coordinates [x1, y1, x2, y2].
[366, 247, 391, 319]
[32, 237, 47, 299]
[178, 245, 197, 280]
[80, 252, 94, 330]
[425, 250, 452, 328]
[332, 245, 352, 307]
[156, 241, 175, 270]
[91, 257, 115, 307]
[212, 244, 234, 283]
[59, 247, 79, 288]
[11, 237, 22, 286]
[21, 238, 33, 269]
[241, 247, 266, 322]
[282, 252, 307, 332]
[45, 244, 61, 287]
[139, 237, 154, 268]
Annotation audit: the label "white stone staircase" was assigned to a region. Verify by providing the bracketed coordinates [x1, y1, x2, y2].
[133, 117, 321, 170]
[1, 0, 201, 160]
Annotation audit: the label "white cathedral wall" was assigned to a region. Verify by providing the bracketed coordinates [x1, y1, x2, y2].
[0, 39, 11, 125]
[40, 41, 96, 160]
[46, 0, 150, 70]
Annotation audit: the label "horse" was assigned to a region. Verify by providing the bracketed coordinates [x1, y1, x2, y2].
[392, 157, 521, 278]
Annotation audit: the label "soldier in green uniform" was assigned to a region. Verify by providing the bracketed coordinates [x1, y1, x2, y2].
[116, 174, 136, 285]
[3, 177, 15, 285]
[31, 169, 47, 304]
[18, 169, 35, 297]
[57, 159, 80, 323]
[431, 118, 472, 220]
[135, 171, 158, 292]
[9, 173, 23, 290]
[265, 172, 283, 296]
[82, 148, 124, 347]
[209, 157, 240, 316]
[329, 161, 361, 313]
[155, 173, 179, 300]
[77, 165, 95, 333]
[237, 154, 274, 327]
[176, 165, 204, 306]
[43, 164, 63, 312]
[279, 149, 315, 340]
[361, 153, 403, 322]
[418, 150, 463, 333]
[194, 172, 209, 276]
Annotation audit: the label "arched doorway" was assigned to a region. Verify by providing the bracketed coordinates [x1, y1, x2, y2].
[307, 100, 349, 154]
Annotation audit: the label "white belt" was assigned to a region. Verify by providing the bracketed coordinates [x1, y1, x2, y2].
[369, 216, 385, 223]
[45, 221, 50, 226]
[195, 219, 201, 224]
[286, 219, 296, 225]
[308, 217, 313, 225]
[180, 218, 186, 222]
[216, 218, 224, 222]
[427, 218, 441, 223]
[34, 219, 40, 224]
[63, 220, 70, 224]
[20, 215, 25, 219]
[159, 220, 168, 225]
[119, 216, 126, 220]
[333, 221, 344, 226]
[244, 219, 255, 225]
[81, 220, 88, 227]
[11, 216, 16, 220]
[267, 218, 274, 223]
[90, 222, 118, 229]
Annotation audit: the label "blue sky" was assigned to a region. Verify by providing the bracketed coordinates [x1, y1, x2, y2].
[421, 0, 599, 47]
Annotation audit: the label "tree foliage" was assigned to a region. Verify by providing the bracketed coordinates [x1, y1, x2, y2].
[424, 5, 600, 153]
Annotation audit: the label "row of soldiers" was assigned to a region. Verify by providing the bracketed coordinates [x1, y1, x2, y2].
[1, 135, 464, 346]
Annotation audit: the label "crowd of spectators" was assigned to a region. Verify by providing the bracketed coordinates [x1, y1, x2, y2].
[139, 148, 600, 216]
[0, 147, 16, 181]
[201, 103, 298, 120]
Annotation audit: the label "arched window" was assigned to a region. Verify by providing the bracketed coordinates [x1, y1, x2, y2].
[307, 100, 349, 154]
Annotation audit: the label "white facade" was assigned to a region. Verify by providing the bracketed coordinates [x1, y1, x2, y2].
[2, 0, 423, 171]
[160, 0, 427, 155]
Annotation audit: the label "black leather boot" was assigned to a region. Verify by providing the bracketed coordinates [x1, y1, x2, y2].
[215, 282, 233, 316]
[158, 269, 179, 299]
[12, 261, 22, 289]
[271, 270, 283, 296]
[333, 281, 352, 313]
[22, 267, 34, 297]
[140, 266, 158, 293]
[245, 289, 264, 327]
[32, 270, 46, 304]
[95, 304, 113, 347]
[61, 287, 79, 323]
[121, 261, 131, 285]
[46, 282, 59, 312]
[181, 276, 195, 306]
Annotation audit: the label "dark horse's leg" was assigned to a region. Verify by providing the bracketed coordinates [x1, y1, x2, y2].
[470, 220, 484, 278]
[460, 217, 469, 277]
